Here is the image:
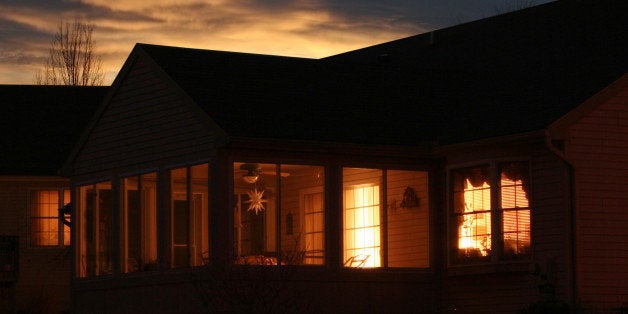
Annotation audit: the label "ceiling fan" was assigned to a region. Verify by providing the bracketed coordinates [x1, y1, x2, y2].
[236, 163, 291, 184]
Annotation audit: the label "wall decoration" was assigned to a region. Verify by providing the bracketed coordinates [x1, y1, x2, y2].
[400, 186, 419, 208]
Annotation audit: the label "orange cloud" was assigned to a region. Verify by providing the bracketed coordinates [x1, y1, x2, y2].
[0, 0, 428, 84]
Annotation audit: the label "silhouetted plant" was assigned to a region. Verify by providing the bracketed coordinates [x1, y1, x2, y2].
[518, 299, 571, 314]
[35, 19, 104, 86]
[193, 259, 315, 313]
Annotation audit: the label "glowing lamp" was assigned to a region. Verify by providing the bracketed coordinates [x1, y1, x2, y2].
[240, 163, 261, 184]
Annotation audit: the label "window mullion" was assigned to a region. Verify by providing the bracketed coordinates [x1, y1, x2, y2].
[187, 166, 193, 267]
[57, 189, 64, 247]
[276, 164, 282, 265]
[381, 170, 388, 268]
[490, 162, 502, 262]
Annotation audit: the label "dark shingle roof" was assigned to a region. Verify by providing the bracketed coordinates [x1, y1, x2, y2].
[325, 0, 627, 144]
[0, 85, 108, 175]
[139, 0, 626, 147]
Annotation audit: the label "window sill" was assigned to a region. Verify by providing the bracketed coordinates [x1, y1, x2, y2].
[446, 260, 531, 276]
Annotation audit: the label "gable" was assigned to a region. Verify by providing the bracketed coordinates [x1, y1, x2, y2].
[549, 74, 628, 139]
[68, 52, 226, 177]
[558, 73, 628, 310]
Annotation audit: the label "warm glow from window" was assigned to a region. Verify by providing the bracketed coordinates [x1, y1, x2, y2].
[122, 173, 158, 272]
[77, 182, 113, 277]
[30, 189, 70, 247]
[30, 190, 60, 246]
[452, 162, 531, 263]
[457, 180, 491, 256]
[63, 190, 70, 246]
[233, 163, 325, 266]
[302, 190, 324, 265]
[344, 185, 381, 268]
[501, 175, 530, 257]
[171, 164, 209, 268]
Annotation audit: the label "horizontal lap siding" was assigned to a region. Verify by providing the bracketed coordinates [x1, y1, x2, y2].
[443, 273, 538, 313]
[530, 150, 573, 301]
[386, 170, 429, 268]
[0, 178, 72, 313]
[443, 146, 571, 313]
[73, 272, 437, 313]
[568, 81, 628, 312]
[73, 57, 221, 176]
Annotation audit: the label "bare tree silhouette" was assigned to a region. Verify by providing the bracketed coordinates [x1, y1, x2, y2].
[35, 19, 104, 86]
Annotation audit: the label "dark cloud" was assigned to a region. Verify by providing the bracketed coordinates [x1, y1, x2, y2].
[318, 0, 553, 29]
[1, 0, 85, 12]
[0, 18, 49, 44]
[0, 18, 49, 66]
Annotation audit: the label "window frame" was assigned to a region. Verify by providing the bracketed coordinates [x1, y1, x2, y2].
[343, 182, 382, 268]
[447, 160, 532, 266]
[28, 188, 70, 248]
[232, 161, 326, 267]
[341, 166, 431, 269]
[168, 163, 210, 269]
[76, 180, 114, 277]
[299, 186, 325, 265]
[121, 172, 158, 273]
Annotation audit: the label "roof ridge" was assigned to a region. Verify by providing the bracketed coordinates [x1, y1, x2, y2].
[136, 42, 315, 61]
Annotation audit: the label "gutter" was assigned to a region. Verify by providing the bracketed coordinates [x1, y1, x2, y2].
[543, 129, 577, 308]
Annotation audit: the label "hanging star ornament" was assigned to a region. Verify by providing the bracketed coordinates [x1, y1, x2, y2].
[245, 188, 267, 214]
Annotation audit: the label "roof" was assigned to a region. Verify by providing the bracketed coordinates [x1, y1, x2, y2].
[325, 0, 627, 144]
[0, 85, 108, 175]
[138, 44, 443, 146]
[137, 0, 626, 147]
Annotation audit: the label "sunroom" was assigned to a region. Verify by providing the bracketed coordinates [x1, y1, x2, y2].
[73, 157, 432, 277]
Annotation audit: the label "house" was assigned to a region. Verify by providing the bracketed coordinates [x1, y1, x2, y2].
[0, 85, 107, 313]
[62, 0, 627, 313]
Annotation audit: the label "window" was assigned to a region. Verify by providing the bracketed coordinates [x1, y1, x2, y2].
[170, 164, 209, 268]
[122, 172, 157, 272]
[451, 162, 530, 264]
[344, 183, 381, 267]
[77, 181, 113, 277]
[233, 162, 325, 266]
[29, 189, 70, 246]
[500, 162, 531, 258]
[300, 188, 324, 265]
[343, 168, 429, 268]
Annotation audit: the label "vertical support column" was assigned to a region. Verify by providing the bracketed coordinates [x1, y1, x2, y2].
[326, 163, 341, 270]
[209, 152, 233, 266]
[158, 169, 171, 270]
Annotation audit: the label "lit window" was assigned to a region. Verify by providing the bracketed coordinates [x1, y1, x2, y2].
[451, 162, 530, 264]
[77, 181, 113, 277]
[233, 162, 325, 266]
[343, 168, 430, 268]
[344, 183, 381, 268]
[500, 162, 531, 258]
[29, 189, 70, 246]
[122, 172, 158, 272]
[171, 164, 209, 268]
[301, 189, 324, 265]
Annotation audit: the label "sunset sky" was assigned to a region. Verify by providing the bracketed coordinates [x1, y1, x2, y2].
[0, 0, 551, 84]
